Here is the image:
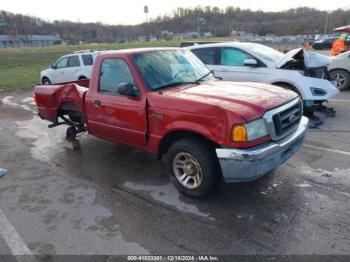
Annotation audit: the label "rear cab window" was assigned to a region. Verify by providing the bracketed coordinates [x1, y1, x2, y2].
[99, 58, 135, 95]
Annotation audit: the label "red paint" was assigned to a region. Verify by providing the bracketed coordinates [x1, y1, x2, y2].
[34, 48, 297, 152]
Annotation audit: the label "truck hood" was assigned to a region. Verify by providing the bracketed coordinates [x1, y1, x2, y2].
[150, 81, 297, 122]
[276, 48, 331, 69]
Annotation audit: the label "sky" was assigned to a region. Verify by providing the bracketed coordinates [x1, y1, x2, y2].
[1, 0, 350, 25]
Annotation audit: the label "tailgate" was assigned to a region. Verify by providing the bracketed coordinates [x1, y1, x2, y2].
[33, 84, 88, 122]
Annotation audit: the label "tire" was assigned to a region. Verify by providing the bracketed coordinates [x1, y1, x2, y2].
[78, 76, 87, 80]
[66, 126, 77, 141]
[166, 137, 221, 198]
[330, 70, 350, 91]
[42, 77, 52, 85]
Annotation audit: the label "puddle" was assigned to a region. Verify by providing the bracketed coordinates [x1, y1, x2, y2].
[22, 97, 36, 105]
[15, 117, 66, 163]
[299, 166, 350, 184]
[3, 174, 150, 255]
[124, 181, 214, 220]
[297, 183, 312, 188]
[2, 96, 36, 113]
[297, 166, 350, 198]
[2, 96, 18, 107]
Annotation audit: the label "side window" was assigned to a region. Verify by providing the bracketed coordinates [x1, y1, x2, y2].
[55, 57, 68, 69]
[99, 58, 135, 94]
[220, 48, 253, 66]
[82, 54, 93, 66]
[191, 48, 217, 65]
[67, 56, 80, 67]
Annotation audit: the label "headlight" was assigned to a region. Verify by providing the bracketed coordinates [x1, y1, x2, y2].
[232, 119, 269, 142]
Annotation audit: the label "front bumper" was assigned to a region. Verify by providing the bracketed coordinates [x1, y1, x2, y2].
[216, 116, 309, 182]
[300, 76, 339, 101]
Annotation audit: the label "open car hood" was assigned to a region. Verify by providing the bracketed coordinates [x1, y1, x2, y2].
[276, 48, 331, 69]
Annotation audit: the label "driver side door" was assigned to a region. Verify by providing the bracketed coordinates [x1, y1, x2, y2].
[85, 57, 147, 148]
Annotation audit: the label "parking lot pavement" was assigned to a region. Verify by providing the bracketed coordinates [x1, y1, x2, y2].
[0, 90, 349, 257]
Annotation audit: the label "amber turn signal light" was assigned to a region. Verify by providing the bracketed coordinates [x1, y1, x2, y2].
[232, 125, 247, 142]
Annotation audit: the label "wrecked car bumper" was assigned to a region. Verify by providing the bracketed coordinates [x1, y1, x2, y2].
[216, 116, 309, 182]
[301, 76, 339, 101]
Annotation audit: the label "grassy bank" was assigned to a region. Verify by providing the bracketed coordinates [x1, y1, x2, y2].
[0, 40, 181, 91]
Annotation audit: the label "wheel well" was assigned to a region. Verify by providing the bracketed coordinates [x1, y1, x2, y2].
[329, 68, 350, 75]
[157, 130, 220, 160]
[42, 76, 50, 82]
[58, 103, 84, 124]
[272, 81, 301, 96]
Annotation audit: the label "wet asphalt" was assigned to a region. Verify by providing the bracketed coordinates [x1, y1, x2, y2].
[0, 89, 349, 257]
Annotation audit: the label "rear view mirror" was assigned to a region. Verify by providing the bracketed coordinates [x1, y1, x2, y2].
[118, 83, 138, 97]
[243, 59, 258, 67]
[51, 64, 56, 69]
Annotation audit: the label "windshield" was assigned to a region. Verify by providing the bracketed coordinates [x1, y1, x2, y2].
[246, 44, 284, 63]
[132, 50, 214, 91]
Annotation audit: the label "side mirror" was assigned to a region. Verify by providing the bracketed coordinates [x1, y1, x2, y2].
[51, 64, 56, 69]
[243, 59, 258, 67]
[118, 83, 138, 97]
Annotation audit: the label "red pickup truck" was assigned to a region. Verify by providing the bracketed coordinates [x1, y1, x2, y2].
[34, 48, 309, 197]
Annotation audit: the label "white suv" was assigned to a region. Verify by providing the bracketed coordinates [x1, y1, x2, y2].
[40, 50, 100, 85]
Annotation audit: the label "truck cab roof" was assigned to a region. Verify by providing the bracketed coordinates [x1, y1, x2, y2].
[98, 47, 181, 56]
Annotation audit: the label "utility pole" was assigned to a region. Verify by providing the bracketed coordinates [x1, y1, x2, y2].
[197, 15, 200, 34]
[324, 12, 329, 35]
[144, 5, 149, 23]
[196, 16, 206, 36]
[144, 5, 149, 40]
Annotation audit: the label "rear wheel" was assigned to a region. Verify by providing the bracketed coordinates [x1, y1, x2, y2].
[167, 137, 221, 198]
[330, 70, 350, 91]
[42, 77, 51, 85]
[78, 76, 87, 80]
[66, 126, 77, 141]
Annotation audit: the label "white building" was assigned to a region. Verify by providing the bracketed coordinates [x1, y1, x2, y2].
[0, 35, 65, 48]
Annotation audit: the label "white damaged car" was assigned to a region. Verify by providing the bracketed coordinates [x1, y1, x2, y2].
[186, 43, 339, 112]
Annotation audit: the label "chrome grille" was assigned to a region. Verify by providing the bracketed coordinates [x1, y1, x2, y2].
[263, 98, 303, 141]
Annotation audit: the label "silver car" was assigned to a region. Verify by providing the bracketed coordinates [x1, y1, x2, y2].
[328, 51, 350, 91]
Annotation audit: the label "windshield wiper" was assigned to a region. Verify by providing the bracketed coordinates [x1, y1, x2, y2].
[152, 71, 214, 91]
[152, 81, 197, 91]
[195, 70, 214, 83]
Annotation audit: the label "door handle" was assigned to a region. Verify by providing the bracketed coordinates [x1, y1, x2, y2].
[93, 100, 101, 107]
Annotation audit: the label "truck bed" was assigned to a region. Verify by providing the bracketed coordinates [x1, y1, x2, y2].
[34, 80, 89, 123]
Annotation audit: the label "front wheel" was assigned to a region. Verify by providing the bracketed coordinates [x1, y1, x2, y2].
[42, 77, 52, 85]
[167, 137, 221, 198]
[330, 70, 350, 91]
